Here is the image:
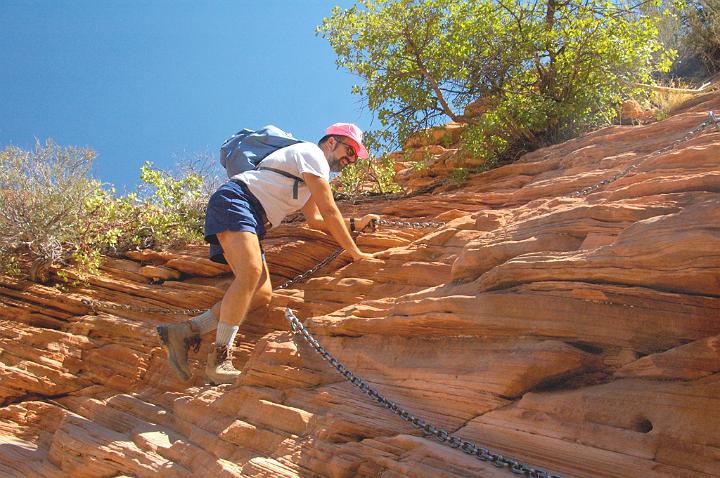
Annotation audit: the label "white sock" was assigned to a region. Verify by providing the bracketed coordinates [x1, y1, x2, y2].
[215, 321, 239, 348]
[190, 309, 218, 335]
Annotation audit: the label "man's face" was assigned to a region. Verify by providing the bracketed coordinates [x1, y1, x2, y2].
[327, 137, 358, 172]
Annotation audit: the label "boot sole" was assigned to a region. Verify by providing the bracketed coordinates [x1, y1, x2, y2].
[156, 325, 191, 382]
[207, 376, 240, 386]
[205, 367, 241, 386]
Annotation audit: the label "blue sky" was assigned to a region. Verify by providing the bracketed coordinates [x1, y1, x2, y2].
[1, 0, 371, 192]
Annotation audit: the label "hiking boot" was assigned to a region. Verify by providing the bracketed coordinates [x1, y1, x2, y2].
[156, 322, 202, 381]
[205, 344, 241, 385]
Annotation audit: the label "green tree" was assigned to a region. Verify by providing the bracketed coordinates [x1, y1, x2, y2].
[319, 0, 674, 160]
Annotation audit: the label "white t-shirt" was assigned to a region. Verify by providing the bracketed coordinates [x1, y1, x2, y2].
[231, 142, 330, 228]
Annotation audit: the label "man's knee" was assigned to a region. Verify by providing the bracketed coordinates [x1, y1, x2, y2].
[243, 260, 264, 284]
[254, 283, 273, 309]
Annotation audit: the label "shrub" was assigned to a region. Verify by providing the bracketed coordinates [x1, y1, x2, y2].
[333, 158, 369, 199]
[412, 149, 435, 173]
[86, 162, 206, 254]
[173, 150, 226, 197]
[333, 154, 403, 199]
[136, 162, 206, 247]
[368, 155, 403, 194]
[448, 167, 469, 184]
[0, 140, 100, 275]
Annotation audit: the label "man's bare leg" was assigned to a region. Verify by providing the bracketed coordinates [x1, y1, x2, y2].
[205, 230, 265, 384]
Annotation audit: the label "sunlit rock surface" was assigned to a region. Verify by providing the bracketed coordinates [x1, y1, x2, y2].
[1, 94, 719, 477]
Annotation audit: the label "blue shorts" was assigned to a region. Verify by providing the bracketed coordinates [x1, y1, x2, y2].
[204, 180, 268, 264]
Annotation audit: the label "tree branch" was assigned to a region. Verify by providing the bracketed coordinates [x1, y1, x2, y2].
[402, 26, 460, 122]
[626, 81, 711, 94]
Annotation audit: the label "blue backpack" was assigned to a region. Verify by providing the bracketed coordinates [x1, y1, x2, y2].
[220, 125, 306, 198]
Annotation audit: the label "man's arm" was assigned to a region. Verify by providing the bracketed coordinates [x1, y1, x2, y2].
[302, 173, 373, 261]
[300, 197, 328, 232]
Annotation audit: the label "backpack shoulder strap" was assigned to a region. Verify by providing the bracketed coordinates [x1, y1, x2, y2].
[256, 166, 304, 200]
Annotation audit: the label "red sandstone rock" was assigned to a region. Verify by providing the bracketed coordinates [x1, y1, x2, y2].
[403, 123, 465, 149]
[615, 335, 720, 380]
[164, 256, 231, 277]
[124, 249, 175, 264]
[139, 265, 183, 281]
[620, 99, 656, 123]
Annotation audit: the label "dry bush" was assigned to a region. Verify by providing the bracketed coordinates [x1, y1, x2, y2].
[0, 140, 99, 275]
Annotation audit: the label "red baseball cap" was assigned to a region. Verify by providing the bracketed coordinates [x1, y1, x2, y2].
[325, 123, 369, 159]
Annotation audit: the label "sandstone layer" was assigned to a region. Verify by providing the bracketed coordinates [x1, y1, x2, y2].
[1, 93, 719, 477]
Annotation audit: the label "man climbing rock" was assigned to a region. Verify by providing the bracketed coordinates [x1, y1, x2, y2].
[156, 123, 378, 385]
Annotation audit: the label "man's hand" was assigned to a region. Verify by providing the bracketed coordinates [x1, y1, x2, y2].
[349, 250, 374, 261]
[355, 214, 380, 232]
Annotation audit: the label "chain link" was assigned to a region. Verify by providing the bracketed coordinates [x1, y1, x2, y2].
[285, 308, 564, 478]
[570, 111, 719, 197]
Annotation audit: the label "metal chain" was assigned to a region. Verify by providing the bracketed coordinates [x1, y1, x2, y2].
[570, 111, 719, 197]
[274, 247, 345, 290]
[274, 217, 445, 290]
[81, 298, 209, 315]
[376, 218, 446, 229]
[285, 308, 564, 478]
